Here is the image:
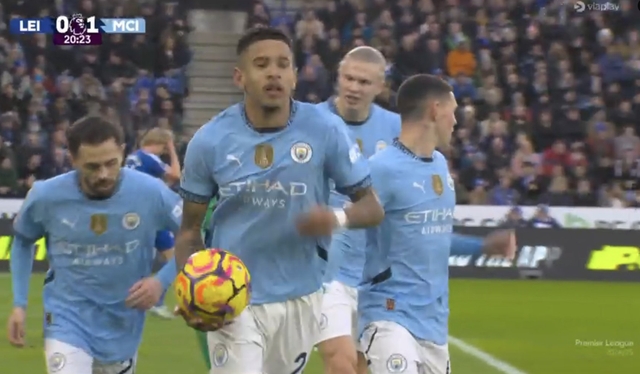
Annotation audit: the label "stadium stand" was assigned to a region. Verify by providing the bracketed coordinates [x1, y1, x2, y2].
[2, 0, 639, 209]
[249, 0, 640, 207]
[0, 0, 191, 197]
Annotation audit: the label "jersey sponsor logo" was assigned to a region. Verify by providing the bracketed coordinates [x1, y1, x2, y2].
[90, 214, 108, 235]
[386, 354, 407, 372]
[212, 344, 228, 367]
[376, 140, 386, 152]
[254, 143, 274, 169]
[50, 240, 141, 266]
[405, 208, 454, 235]
[219, 179, 308, 209]
[290, 142, 313, 164]
[432, 174, 443, 196]
[122, 213, 140, 230]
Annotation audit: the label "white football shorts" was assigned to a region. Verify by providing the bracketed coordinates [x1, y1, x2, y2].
[359, 321, 451, 374]
[45, 339, 137, 374]
[317, 280, 358, 344]
[206, 289, 323, 374]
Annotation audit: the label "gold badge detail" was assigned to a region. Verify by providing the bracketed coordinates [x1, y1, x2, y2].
[356, 138, 363, 151]
[254, 144, 274, 169]
[90, 214, 108, 235]
[432, 175, 443, 196]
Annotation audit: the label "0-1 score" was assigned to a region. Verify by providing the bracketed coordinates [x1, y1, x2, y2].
[55, 15, 100, 34]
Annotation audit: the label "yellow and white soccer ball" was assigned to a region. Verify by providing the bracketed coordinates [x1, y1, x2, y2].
[174, 248, 251, 324]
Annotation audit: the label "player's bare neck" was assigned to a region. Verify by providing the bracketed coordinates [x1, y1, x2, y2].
[335, 97, 369, 123]
[244, 99, 290, 131]
[398, 126, 435, 159]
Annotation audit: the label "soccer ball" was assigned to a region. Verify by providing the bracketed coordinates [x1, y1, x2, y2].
[174, 248, 251, 324]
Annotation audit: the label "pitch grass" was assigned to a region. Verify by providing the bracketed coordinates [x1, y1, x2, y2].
[1, 275, 638, 373]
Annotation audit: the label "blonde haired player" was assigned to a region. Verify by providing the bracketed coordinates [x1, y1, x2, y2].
[126, 127, 181, 318]
[315, 46, 401, 374]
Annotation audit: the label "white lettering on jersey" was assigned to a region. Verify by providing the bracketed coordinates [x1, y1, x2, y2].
[218, 179, 308, 209]
[404, 208, 454, 235]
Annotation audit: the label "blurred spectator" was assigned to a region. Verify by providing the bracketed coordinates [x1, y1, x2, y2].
[277, 0, 639, 208]
[0, 0, 191, 197]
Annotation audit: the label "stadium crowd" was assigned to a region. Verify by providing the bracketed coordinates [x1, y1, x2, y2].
[248, 0, 640, 208]
[1, 0, 639, 209]
[0, 0, 191, 198]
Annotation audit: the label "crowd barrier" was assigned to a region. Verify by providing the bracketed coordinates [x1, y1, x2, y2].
[0, 215, 636, 281]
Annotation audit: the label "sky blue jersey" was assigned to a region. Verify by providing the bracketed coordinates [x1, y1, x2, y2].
[359, 140, 456, 345]
[316, 99, 400, 287]
[125, 149, 167, 179]
[10, 169, 183, 362]
[179, 101, 371, 304]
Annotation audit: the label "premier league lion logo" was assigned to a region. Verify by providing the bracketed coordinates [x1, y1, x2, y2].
[69, 14, 86, 36]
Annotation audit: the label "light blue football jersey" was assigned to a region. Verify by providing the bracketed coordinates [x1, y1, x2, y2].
[11, 168, 183, 362]
[316, 98, 400, 287]
[179, 101, 371, 304]
[358, 140, 456, 345]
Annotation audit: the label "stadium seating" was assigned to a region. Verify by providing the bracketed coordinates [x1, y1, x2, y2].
[249, 0, 640, 207]
[0, 0, 191, 197]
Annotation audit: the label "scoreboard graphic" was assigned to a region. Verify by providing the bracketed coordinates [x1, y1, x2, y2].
[10, 14, 146, 45]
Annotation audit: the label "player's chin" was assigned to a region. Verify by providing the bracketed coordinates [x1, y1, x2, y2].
[90, 184, 117, 197]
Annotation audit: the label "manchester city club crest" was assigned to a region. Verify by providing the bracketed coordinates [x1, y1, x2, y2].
[290, 142, 312, 163]
[386, 354, 408, 372]
[48, 352, 66, 372]
[70, 14, 87, 36]
[212, 344, 228, 367]
[122, 213, 140, 230]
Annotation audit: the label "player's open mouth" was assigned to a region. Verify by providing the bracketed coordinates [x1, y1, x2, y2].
[264, 84, 283, 96]
[344, 95, 360, 104]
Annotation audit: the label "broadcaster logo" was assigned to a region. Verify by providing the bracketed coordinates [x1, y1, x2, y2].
[574, 1, 619, 12]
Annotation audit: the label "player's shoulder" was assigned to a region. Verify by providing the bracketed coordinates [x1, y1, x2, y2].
[28, 171, 80, 202]
[122, 168, 165, 189]
[371, 104, 400, 122]
[192, 103, 243, 140]
[433, 150, 448, 164]
[368, 146, 401, 174]
[296, 101, 344, 129]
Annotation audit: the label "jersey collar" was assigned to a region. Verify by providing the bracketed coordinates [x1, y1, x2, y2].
[239, 99, 298, 134]
[392, 138, 434, 163]
[327, 96, 372, 126]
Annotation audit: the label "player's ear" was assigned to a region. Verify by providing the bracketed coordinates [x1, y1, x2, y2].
[292, 67, 298, 92]
[233, 67, 244, 91]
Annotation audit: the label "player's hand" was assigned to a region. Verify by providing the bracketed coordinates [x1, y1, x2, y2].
[483, 229, 517, 260]
[6, 307, 26, 347]
[173, 307, 231, 332]
[296, 206, 338, 237]
[125, 277, 164, 310]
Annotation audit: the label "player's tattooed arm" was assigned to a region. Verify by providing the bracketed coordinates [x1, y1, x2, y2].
[343, 183, 384, 229]
[174, 201, 208, 270]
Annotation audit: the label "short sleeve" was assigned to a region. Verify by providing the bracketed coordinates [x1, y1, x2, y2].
[369, 157, 393, 208]
[179, 131, 217, 204]
[13, 182, 45, 241]
[156, 181, 183, 232]
[324, 119, 371, 196]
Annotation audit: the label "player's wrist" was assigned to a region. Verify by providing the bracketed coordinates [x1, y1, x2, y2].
[333, 209, 349, 229]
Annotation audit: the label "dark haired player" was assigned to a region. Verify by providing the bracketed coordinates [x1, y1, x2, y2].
[174, 27, 384, 373]
[6, 117, 184, 374]
[358, 75, 515, 374]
